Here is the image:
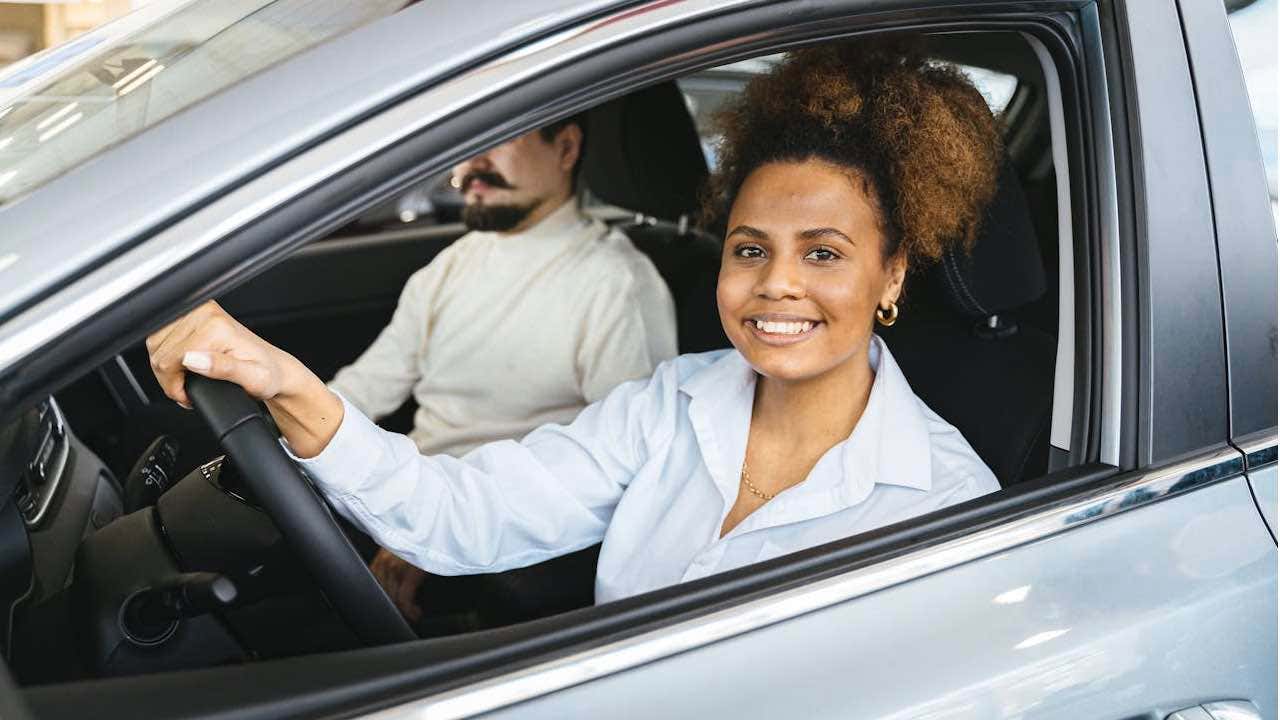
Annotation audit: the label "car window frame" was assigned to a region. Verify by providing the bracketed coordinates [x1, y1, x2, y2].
[1101, 0, 1231, 465]
[14, 1, 1158, 717]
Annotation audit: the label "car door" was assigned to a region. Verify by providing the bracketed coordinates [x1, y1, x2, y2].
[466, 462, 1271, 720]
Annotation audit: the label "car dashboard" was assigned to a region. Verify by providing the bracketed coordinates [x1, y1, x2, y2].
[1, 386, 372, 685]
[1, 397, 124, 679]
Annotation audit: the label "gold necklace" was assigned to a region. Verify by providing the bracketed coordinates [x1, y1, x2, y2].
[740, 465, 775, 501]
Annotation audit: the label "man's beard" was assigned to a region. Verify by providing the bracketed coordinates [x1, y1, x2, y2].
[461, 201, 538, 232]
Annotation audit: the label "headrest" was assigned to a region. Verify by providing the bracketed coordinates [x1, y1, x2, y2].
[931, 158, 1046, 322]
[581, 82, 709, 222]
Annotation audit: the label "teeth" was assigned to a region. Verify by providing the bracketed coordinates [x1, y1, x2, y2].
[753, 320, 814, 335]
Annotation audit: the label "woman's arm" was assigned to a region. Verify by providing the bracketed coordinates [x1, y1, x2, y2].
[298, 383, 657, 574]
[147, 301, 343, 458]
[147, 301, 668, 574]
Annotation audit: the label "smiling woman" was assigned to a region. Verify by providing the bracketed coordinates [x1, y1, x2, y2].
[143, 35, 1005, 602]
[705, 38, 1002, 537]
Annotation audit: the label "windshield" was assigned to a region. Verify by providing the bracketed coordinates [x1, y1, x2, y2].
[0, 0, 404, 206]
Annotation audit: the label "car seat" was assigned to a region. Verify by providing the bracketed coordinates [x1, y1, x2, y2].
[582, 81, 729, 353]
[877, 159, 1055, 486]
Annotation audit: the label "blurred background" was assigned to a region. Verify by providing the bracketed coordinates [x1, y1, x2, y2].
[0, 1, 158, 64]
[0, 0, 1276, 217]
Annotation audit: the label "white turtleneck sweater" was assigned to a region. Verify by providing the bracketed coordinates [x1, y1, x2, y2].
[328, 200, 678, 457]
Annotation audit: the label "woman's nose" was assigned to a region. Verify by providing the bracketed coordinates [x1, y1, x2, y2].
[754, 258, 805, 300]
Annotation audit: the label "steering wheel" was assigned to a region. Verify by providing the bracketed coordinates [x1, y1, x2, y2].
[185, 374, 415, 645]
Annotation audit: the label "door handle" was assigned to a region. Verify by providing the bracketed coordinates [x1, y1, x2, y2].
[1167, 701, 1262, 720]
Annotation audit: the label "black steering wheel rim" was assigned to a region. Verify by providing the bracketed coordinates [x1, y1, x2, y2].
[185, 374, 415, 645]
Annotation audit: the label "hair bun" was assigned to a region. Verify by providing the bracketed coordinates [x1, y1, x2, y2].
[703, 35, 1001, 265]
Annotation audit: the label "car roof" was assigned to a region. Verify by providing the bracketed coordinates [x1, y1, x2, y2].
[0, 0, 633, 325]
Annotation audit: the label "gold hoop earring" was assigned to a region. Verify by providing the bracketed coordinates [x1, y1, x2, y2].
[876, 301, 899, 327]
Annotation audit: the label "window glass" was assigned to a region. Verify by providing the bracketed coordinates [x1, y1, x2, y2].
[957, 65, 1019, 115]
[677, 55, 781, 170]
[0, 0, 404, 206]
[1227, 0, 1278, 220]
[677, 56, 1019, 171]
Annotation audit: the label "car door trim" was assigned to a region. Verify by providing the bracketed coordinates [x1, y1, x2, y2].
[362, 446, 1243, 720]
[1240, 435, 1278, 470]
[1030, 29, 1078, 457]
[1079, 3, 1123, 467]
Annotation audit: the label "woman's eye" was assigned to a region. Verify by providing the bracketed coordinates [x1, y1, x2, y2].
[805, 247, 840, 262]
[734, 245, 766, 259]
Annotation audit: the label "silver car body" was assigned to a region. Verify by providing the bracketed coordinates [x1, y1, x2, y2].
[1, 0, 1275, 717]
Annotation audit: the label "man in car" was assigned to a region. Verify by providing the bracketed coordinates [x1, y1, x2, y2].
[330, 114, 678, 624]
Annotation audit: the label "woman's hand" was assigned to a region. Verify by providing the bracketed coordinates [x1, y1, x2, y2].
[146, 301, 344, 458]
[369, 548, 427, 624]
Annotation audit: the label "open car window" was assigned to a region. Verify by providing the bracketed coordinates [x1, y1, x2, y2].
[39, 26, 1073, 661]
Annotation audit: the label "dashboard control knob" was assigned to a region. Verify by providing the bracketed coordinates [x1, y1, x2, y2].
[120, 572, 238, 646]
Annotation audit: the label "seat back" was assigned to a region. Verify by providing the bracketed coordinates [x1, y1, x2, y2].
[878, 159, 1055, 485]
[582, 82, 729, 353]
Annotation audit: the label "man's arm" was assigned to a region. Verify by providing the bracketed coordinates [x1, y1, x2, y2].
[577, 258, 679, 402]
[328, 269, 433, 421]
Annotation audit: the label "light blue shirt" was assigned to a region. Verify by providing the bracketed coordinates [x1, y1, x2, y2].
[299, 335, 1000, 604]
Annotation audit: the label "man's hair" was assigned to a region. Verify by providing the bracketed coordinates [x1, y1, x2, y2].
[702, 37, 1001, 266]
[538, 112, 590, 192]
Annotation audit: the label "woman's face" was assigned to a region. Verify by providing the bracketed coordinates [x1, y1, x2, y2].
[717, 159, 906, 383]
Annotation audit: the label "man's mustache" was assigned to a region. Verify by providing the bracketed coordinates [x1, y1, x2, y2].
[459, 171, 514, 192]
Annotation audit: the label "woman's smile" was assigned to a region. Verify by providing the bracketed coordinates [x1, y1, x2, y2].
[744, 314, 824, 346]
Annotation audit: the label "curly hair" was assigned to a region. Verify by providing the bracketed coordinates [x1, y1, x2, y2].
[702, 37, 1001, 266]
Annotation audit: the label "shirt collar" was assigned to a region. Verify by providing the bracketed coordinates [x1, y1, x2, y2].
[678, 349, 755, 409]
[679, 351, 757, 510]
[840, 335, 933, 494]
[679, 335, 933, 508]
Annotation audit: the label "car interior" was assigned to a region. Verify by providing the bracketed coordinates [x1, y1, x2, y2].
[3, 30, 1071, 688]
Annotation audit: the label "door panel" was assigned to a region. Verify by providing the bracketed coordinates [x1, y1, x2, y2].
[116, 224, 464, 404]
[492, 477, 1276, 719]
[103, 225, 462, 468]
